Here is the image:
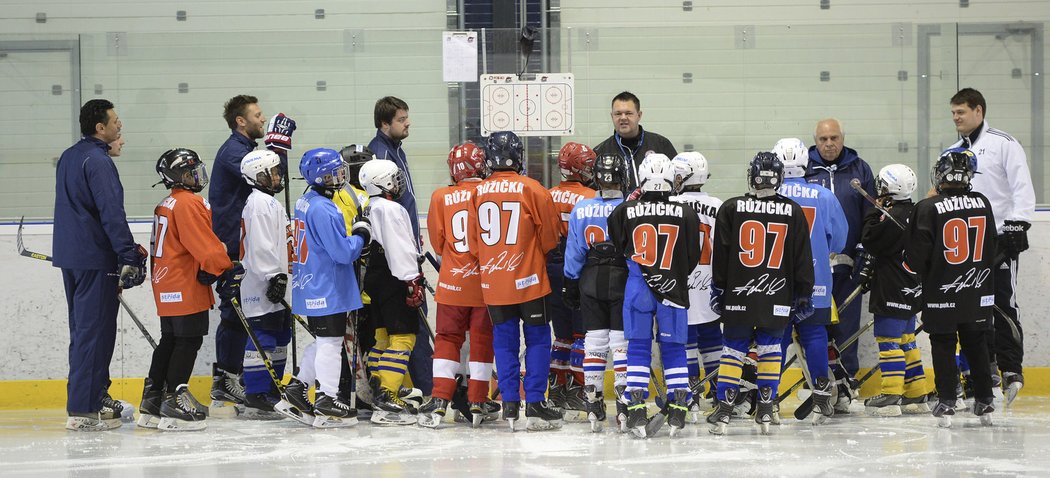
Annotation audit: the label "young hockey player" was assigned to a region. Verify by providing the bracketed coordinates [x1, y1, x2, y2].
[143, 148, 235, 431]
[467, 131, 563, 432]
[286, 148, 372, 428]
[564, 154, 630, 433]
[906, 148, 997, 428]
[708, 152, 814, 435]
[773, 138, 847, 424]
[546, 142, 597, 414]
[860, 164, 932, 416]
[608, 153, 702, 438]
[668, 151, 724, 418]
[359, 159, 427, 425]
[418, 142, 496, 428]
[237, 150, 293, 419]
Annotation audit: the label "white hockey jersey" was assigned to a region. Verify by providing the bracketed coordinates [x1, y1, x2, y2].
[369, 196, 421, 281]
[670, 191, 722, 325]
[951, 121, 1035, 232]
[239, 189, 290, 318]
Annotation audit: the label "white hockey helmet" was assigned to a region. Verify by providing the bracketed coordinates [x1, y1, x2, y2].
[877, 164, 918, 201]
[240, 150, 284, 194]
[671, 151, 710, 192]
[772, 137, 809, 179]
[358, 159, 406, 199]
[637, 153, 676, 193]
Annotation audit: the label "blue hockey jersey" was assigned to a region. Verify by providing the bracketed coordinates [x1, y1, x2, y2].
[777, 177, 848, 309]
[563, 195, 624, 280]
[291, 189, 366, 316]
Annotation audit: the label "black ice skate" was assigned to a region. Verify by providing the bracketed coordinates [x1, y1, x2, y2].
[931, 399, 957, 428]
[547, 375, 567, 409]
[417, 397, 449, 429]
[972, 397, 995, 426]
[468, 401, 500, 428]
[864, 393, 902, 417]
[243, 392, 287, 420]
[626, 389, 664, 438]
[812, 376, 836, 424]
[210, 364, 246, 416]
[503, 400, 521, 432]
[101, 391, 134, 423]
[137, 384, 163, 429]
[584, 385, 607, 433]
[278, 378, 315, 426]
[754, 386, 775, 435]
[614, 385, 629, 433]
[159, 384, 207, 431]
[66, 409, 122, 431]
[901, 392, 933, 414]
[398, 386, 424, 413]
[525, 400, 564, 431]
[707, 387, 737, 436]
[561, 376, 589, 422]
[666, 389, 690, 438]
[313, 393, 358, 428]
[370, 388, 416, 426]
[1003, 372, 1023, 407]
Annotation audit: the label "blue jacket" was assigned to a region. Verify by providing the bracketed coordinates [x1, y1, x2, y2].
[291, 189, 366, 316]
[209, 131, 256, 258]
[53, 137, 140, 270]
[805, 146, 875, 267]
[368, 130, 420, 243]
[778, 178, 848, 309]
[563, 195, 623, 279]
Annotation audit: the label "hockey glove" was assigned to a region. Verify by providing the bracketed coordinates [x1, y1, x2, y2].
[792, 295, 814, 323]
[264, 113, 296, 151]
[709, 285, 724, 316]
[266, 273, 288, 304]
[217, 263, 245, 301]
[562, 277, 581, 310]
[351, 217, 372, 244]
[1001, 220, 1031, 259]
[850, 247, 874, 291]
[118, 244, 149, 289]
[405, 275, 425, 308]
[197, 269, 220, 285]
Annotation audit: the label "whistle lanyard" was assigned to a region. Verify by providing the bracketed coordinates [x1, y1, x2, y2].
[615, 129, 645, 187]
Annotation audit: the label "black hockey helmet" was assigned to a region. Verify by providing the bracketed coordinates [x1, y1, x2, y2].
[933, 147, 977, 194]
[339, 144, 375, 189]
[593, 154, 628, 193]
[747, 151, 784, 192]
[156, 148, 208, 192]
[485, 131, 524, 173]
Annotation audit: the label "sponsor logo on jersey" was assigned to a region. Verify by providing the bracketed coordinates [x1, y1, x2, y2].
[813, 285, 826, 297]
[927, 302, 956, 309]
[980, 295, 995, 307]
[736, 198, 793, 216]
[886, 301, 911, 310]
[625, 202, 683, 220]
[476, 179, 524, 196]
[725, 305, 746, 312]
[773, 305, 791, 317]
[305, 297, 327, 309]
[779, 183, 820, 199]
[515, 273, 539, 290]
[159, 292, 182, 303]
[933, 195, 987, 214]
[443, 189, 473, 206]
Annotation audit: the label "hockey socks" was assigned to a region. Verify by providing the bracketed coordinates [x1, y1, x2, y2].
[583, 329, 611, 390]
[367, 327, 390, 376]
[570, 334, 586, 386]
[492, 320, 523, 402]
[659, 341, 689, 397]
[550, 338, 572, 386]
[755, 334, 783, 395]
[715, 342, 746, 401]
[902, 328, 930, 397]
[873, 318, 907, 396]
[377, 333, 415, 393]
[624, 338, 653, 401]
[686, 325, 701, 377]
[696, 323, 723, 379]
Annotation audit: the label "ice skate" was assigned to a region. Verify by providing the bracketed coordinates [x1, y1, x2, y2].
[66, 409, 122, 431]
[972, 397, 995, 426]
[1003, 372, 1023, 407]
[811, 376, 835, 424]
[707, 388, 737, 436]
[137, 386, 163, 429]
[547, 375, 567, 409]
[901, 392, 933, 414]
[931, 399, 956, 428]
[754, 386, 775, 435]
[370, 388, 416, 425]
[561, 376, 589, 422]
[279, 378, 316, 426]
[626, 389, 664, 438]
[525, 400, 564, 431]
[242, 393, 287, 420]
[417, 398, 448, 429]
[158, 384, 207, 431]
[503, 400, 521, 432]
[101, 391, 134, 423]
[210, 365, 246, 416]
[397, 386, 424, 413]
[614, 385, 629, 433]
[313, 393, 358, 428]
[666, 389, 690, 438]
[687, 375, 712, 423]
[864, 393, 903, 417]
[584, 385, 606, 433]
[469, 401, 500, 428]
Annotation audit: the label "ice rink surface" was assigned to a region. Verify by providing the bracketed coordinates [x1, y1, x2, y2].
[1, 398, 1045, 478]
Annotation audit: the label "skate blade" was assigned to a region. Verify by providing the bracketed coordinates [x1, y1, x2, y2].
[812, 413, 830, 425]
[157, 417, 207, 431]
[370, 411, 416, 426]
[759, 422, 772, 435]
[507, 417, 518, 432]
[274, 401, 314, 426]
[65, 416, 121, 431]
[471, 414, 482, 429]
[240, 408, 287, 421]
[669, 425, 684, 438]
[708, 422, 728, 435]
[135, 413, 161, 429]
[589, 418, 604, 433]
[417, 414, 443, 429]
[119, 402, 136, 422]
[866, 405, 902, 417]
[902, 403, 931, 414]
[980, 414, 994, 426]
[313, 414, 357, 428]
[526, 417, 564, 431]
[937, 415, 953, 428]
[1005, 383, 1022, 407]
[209, 400, 244, 418]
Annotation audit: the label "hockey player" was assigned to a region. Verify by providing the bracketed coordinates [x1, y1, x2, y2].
[668, 151, 724, 418]
[143, 148, 235, 431]
[773, 138, 847, 424]
[237, 150, 292, 419]
[546, 142, 597, 414]
[287, 148, 372, 428]
[418, 142, 495, 428]
[860, 164, 932, 416]
[608, 153, 702, 438]
[359, 159, 426, 425]
[905, 148, 997, 428]
[468, 131, 563, 432]
[708, 152, 814, 435]
[564, 154, 630, 433]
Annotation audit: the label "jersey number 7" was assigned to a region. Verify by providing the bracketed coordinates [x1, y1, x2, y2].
[739, 220, 788, 269]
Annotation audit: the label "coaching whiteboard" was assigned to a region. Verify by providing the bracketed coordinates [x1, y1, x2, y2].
[480, 73, 575, 137]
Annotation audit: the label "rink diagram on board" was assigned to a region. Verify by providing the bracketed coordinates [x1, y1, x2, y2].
[0, 398, 1043, 477]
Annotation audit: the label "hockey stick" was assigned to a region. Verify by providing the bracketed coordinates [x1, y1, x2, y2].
[776, 317, 875, 405]
[424, 251, 441, 272]
[853, 322, 927, 391]
[850, 179, 906, 229]
[230, 296, 310, 422]
[17, 217, 158, 349]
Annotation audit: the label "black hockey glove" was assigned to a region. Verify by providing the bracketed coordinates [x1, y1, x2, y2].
[562, 278, 581, 310]
[118, 244, 149, 289]
[197, 269, 220, 285]
[266, 273, 288, 304]
[709, 285, 725, 316]
[850, 247, 874, 289]
[792, 295, 814, 323]
[217, 263, 245, 301]
[1001, 220, 1031, 259]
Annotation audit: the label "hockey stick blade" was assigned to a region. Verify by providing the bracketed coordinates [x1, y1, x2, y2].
[17, 217, 54, 261]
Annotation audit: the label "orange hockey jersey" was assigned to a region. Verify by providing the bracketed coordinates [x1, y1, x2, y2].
[427, 181, 485, 307]
[467, 171, 560, 305]
[549, 180, 596, 237]
[150, 188, 234, 317]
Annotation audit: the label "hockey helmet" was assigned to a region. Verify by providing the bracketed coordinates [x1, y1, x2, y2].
[447, 142, 488, 183]
[876, 164, 917, 201]
[156, 148, 208, 192]
[240, 150, 284, 195]
[593, 154, 628, 194]
[557, 142, 597, 183]
[672, 151, 710, 192]
[299, 148, 347, 190]
[339, 144, 376, 190]
[933, 147, 977, 193]
[747, 151, 784, 192]
[485, 131, 525, 173]
[359, 159, 406, 199]
[637, 153, 676, 193]
[772, 138, 809, 179]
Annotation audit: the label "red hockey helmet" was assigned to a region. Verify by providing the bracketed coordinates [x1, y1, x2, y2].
[447, 142, 488, 183]
[557, 142, 597, 183]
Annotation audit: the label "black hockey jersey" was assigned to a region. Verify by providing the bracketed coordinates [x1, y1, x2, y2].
[608, 197, 701, 308]
[712, 194, 814, 328]
[861, 201, 921, 318]
[905, 191, 997, 332]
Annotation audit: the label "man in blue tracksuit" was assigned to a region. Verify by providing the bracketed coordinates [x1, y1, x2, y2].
[368, 96, 433, 395]
[55, 99, 147, 430]
[805, 119, 876, 398]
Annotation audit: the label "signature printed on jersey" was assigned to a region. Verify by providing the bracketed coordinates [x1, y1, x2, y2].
[687, 270, 712, 291]
[939, 267, 990, 294]
[645, 273, 676, 294]
[731, 273, 786, 296]
[450, 261, 481, 278]
[152, 266, 169, 284]
[480, 251, 525, 275]
[292, 273, 314, 290]
[901, 285, 923, 298]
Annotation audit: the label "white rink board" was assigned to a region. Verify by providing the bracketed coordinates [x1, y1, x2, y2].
[480, 74, 575, 137]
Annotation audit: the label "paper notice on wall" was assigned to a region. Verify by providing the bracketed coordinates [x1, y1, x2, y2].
[443, 31, 478, 82]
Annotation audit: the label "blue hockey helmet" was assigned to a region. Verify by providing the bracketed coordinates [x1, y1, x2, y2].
[300, 148, 347, 190]
[485, 131, 525, 173]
